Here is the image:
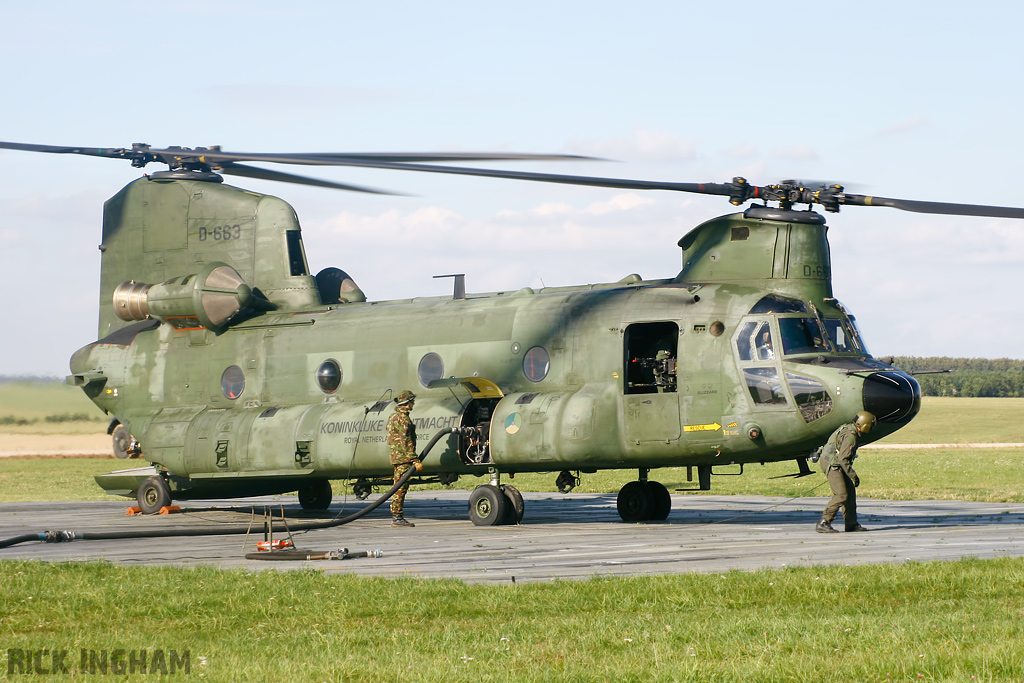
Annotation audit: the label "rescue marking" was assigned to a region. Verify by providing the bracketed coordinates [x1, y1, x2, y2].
[683, 422, 722, 433]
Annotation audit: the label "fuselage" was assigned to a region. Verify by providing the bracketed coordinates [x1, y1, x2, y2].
[66, 175, 921, 502]
[71, 274, 920, 490]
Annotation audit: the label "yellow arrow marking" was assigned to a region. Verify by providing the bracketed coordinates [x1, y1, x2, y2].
[684, 422, 722, 433]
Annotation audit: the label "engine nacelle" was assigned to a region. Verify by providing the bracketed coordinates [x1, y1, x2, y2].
[113, 262, 252, 332]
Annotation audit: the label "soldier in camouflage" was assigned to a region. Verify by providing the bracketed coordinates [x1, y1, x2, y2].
[387, 390, 420, 527]
[816, 410, 876, 533]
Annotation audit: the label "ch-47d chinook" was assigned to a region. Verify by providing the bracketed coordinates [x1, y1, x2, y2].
[4, 141, 1023, 525]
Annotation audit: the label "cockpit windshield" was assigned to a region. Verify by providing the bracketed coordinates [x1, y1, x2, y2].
[778, 317, 830, 355]
[822, 319, 860, 353]
[828, 299, 870, 355]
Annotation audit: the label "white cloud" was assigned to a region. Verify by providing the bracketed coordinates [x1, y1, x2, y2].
[876, 117, 929, 136]
[0, 229, 20, 247]
[770, 144, 819, 161]
[724, 143, 758, 159]
[308, 192, 701, 300]
[567, 129, 699, 162]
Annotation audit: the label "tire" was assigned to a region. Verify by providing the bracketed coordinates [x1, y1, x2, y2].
[617, 481, 653, 522]
[112, 424, 131, 459]
[648, 481, 672, 521]
[501, 484, 525, 525]
[137, 475, 171, 514]
[353, 479, 371, 501]
[298, 480, 333, 511]
[468, 485, 508, 526]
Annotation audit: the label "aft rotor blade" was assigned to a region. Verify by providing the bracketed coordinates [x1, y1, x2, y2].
[152, 148, 593, 168]
[0, 141, 132, 159]
[219, 163, 396, 194]
[269, 156, 738, 194]
[250, 151, 594, 163]
[840, 194, 1024, 219]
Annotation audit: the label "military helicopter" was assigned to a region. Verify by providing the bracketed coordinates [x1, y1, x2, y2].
[3, 140, 1022, 525]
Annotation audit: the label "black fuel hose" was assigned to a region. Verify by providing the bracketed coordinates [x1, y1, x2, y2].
[0, 427, 462, 549]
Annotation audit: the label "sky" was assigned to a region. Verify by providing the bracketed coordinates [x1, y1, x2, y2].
[1, 1, 1022, 377]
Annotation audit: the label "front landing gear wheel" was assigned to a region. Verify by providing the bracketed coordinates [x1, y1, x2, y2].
[112, 424, 131, 459]
[137, 475, 171, 514]
[298, 480, 332, 511]
[617, 481, 653, 522]
[469, 484, 508, 526]
[353, 478, 371, 500]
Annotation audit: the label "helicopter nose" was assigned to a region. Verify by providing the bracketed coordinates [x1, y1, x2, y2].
[862, 371, 922, 423]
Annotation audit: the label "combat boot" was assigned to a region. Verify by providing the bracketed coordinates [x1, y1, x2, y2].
[815, 518, 837, 533]
[391, 515, 415, 528]
[845, 523, 868, 532]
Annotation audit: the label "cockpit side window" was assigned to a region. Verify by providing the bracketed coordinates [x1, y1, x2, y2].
[755, 322, 775, 361]
[736, 320, 776, 362]
[787, 373, 833, 422]
[743, 367, 788, 406]
[737, 321, 757, 361]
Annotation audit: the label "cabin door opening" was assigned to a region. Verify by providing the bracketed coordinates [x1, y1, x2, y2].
[622, 322, 681, 443]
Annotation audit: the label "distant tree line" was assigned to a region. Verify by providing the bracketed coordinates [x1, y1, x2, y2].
[0, 375, 63, 384]
[891, 357, 1024, 397]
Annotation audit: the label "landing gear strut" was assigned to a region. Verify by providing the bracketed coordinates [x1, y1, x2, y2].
[616, 469, 671, 522]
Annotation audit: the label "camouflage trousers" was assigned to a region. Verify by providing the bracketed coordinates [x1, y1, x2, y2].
[391, 462, 413, 516]
[822, 466, 857, 527]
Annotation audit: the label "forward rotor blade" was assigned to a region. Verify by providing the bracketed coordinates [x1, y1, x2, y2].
[219, 163, 396, 194]
[840, 194, 1024, 219]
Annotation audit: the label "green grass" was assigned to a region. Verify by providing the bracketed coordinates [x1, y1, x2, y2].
[2, 558, 1023, 682]
[875, 397, 1024, 444]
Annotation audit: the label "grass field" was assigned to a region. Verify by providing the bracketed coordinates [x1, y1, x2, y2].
[0, 380, 107, 434]
[875, 397, 1024, 444]
[2, 558, 1023, 682]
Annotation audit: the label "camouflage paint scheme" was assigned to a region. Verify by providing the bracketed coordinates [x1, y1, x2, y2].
[69, 175, 920, 515]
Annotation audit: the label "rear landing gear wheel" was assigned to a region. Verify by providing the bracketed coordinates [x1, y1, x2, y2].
[617, 481, 653, 522]
[298, 480, 332, 511]
[648, 481, 672, 521]
[501, 484, 525, 525]
[616, 480, 671, 521]
[137, 475, 171, 514]
[469, 484, 508, 526]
